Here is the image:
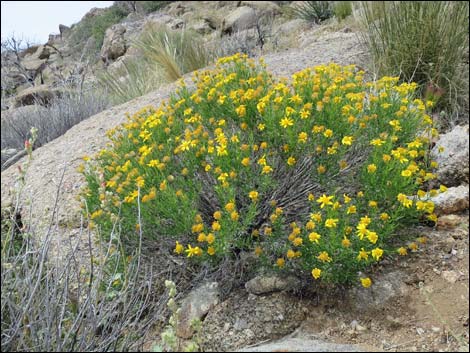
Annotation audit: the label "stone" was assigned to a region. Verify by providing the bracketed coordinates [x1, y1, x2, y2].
[222, 6, 257, 34]
[432, 125, 469, 186]
[431, 185, 469, 215]
[437, 214, 464, 229]
[237, 336, 363, 352]
[12, 85, 62, 108]
[100, 24, 127, 63]
[245, 274, 301, 295]
[191, 20, 214, 34]
[241, 1, 282, 16]
[59, 24, 70, 36]
[441, 270, 460, 283]
[350, 271, 408, 311]
[176, 282, 220, 339]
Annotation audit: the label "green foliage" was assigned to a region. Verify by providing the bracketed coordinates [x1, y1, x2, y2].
[333, 1, 352, 21]
[82, 54, 443, 287]
[140, 1, 172, 14]
[292, 1, 334, 24]
[359, 1, 469, 119]
[69, 5, 127, 53]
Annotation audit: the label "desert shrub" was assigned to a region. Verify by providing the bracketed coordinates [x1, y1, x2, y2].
[81, 54, 444, 287]
[333, 1, 352, 21]
[69, 4, 128, 54]
[140, 1, 173, 14]
[1, 90, 109, 155]
[292, 1, 334, 24]
[359, 1, 469, 122]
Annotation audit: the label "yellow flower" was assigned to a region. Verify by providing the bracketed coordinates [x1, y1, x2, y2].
[213, 211, 222, 220]
[317, 251, 331, 262]
[225, 202, 236, 212]
[280, 117, 294, 128]
[207, 247, 216, 256]
[310, 212, 322, 222]
[323, 129, 333, 138]
[357, 248, 369, 261]
[368, 201, 378, 208]
[325, 218, 339, 228]
[293, 237, 303, 246]
[306, 220, 316, 230]
[298, 132, 308, 143]
[311, 268, 321, 280]
[249, 190, 259, 202]
[342, 135, 353, 145]
[197, 233, 207, 242]
[397, 247, 408, 256]
[287, 156, 296, 166]
[347, 205, 356, 214]
[264, 227, 272, 236]
[380, 213, 389, 221]
[366, 230, 378, 244]
[206, 233, 215, 244]
[417, 236, 427, 244]
[439, 185, 447, 193]
[367, 164, 377, 173]
[317, 194, 334, 208]
[401, 170, 412, 177]
[408, 242, 418, 251]
[174, 241, 184, 254]
[262, 165, 273, 174]
[308, 193, 315, 201]
[317, 165, 326, 174]
[276, 258, 285, 268]
[371, 247, 383, 261]
[230, 211, 239, 221]
[185, 244, 202, 257]
[192, 223, 204, 233]
[235, 105, 246, 117]
[241, 157, 250, 167]
[212, 221, 221, 231]
[309, 232, 321, 243]
[254, 246, 263, 256]
[342, 237, 351, 248]
[360, 277, 372, 288]
[370, 138, 385, 146]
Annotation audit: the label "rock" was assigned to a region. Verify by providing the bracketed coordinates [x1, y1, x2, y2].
[82, 7, 106, 20]
[222, 6, 257, 34]
[441, 270, 460, 283]
[237, 336, 363, 352]
[59, 24, 70, 37]
[202, 291, 306, 351]
[241, 1, 282, 16]
[168, 18, 185, 30]
[437, 214, 464, 229]
[166, 2, 189, 17]
[22, 58, 47, 72]
[349, 271, 408, 311]
[101, 24, 127, 63]
[432, 125, 469, 186]
[12, 85, 62, 108]
[431, 185, 469, 215]
[276, 19, 309, 34]
[191, 20, 214, 34]
[245, 274, 301, 295]
[176, 282, 220, 339]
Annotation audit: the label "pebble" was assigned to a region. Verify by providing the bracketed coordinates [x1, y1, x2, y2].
[416, 327, 425, 335]
[432, 326, 441, 332]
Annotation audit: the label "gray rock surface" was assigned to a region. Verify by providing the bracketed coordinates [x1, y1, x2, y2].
[100, 24, 127, 63]
[245, 275, 301, 295]
[238, 336, 362, 352]
[431, 185, 469, 215]
[223, 6, 257, 33]
[432, 124, 469, 186]
[176, 282, 220, 339]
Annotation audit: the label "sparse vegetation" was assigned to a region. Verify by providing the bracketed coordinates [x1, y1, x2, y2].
[333, 1, 352, 21]
[292, 1, 334, 24]
[359, 1, 469, 124]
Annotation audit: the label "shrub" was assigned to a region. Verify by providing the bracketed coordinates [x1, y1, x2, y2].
[140, 1, 173, 14]
[82, 54, 444, 287]
[292, 1, 334, 24]
[359, 1, 469, 121]
[69, 5, 128, 53]
[333, 1, 352, 21]
[1, 90, 109, 158]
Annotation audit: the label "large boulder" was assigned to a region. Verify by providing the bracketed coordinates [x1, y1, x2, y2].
[100, 24, 127, 63]
[12, 85, 62, 108]
[431, 124, 469, 186]
[222, 6, 258, 34]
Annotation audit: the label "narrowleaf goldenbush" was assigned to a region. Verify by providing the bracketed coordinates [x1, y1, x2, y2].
[81, 54, 446, 288]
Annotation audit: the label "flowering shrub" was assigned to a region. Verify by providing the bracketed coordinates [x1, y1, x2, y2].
[81, 54, 446, 286]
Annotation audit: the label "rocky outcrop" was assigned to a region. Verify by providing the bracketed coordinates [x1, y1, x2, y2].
[101, 24, 127, 63]
[12, 85, 62, 108]
[431, 185, 469, 215]
[245, 275, 301, 295]
[222, 6, 258, 33]
[432, 124, 469, 187]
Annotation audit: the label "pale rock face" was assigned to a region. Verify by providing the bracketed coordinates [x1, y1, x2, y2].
[222, 6, 258, 33]
[100, 24, 128, 63]
[432, 124, 469, 186]
[431, 185, 469, 215]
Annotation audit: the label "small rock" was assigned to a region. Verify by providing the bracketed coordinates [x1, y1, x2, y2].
[432, 326, 441, 332]
[437, 214, 463, 229]
[176, 282, 220, 339]
[441, 270, 460, 283]
[431, 185, 469, 215]
[416, 327, 425, 335]
[245, 274, 300, 295]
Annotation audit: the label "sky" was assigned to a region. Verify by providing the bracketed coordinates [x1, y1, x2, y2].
[1, 1, 114, 44]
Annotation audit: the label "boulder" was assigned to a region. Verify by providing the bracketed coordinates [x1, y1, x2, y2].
[190, 19, 214, 34]
[59, 24, 70, 37]
[431, 124, 469, 186]
[176, 282, 220, 339]
[222, 6, 258, 33]
[100, 24, 127, 63]
[241, 1, 282, 16]
[12, 85, 62, 108]
[431, 185, 469, 215]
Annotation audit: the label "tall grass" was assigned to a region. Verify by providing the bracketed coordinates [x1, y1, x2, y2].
[333, 1, 352, 21]
[359, 1, 469, 121]
[291, 1, 334, 24]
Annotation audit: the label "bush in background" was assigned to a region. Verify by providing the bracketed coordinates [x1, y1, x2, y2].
[82, 54, 443, 287]
[333, 1, 352, 21]
[292, 1, 334, 24]
[359, 1, 469, 124]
